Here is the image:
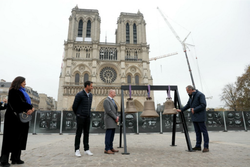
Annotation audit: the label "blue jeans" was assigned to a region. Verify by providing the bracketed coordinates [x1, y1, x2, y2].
[105, 129, 115, 151]
[193, 122, 209, 148]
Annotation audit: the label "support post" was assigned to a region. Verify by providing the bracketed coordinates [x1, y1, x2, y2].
[160, 112, 163, 134]
[118, 99, 123, 148]
[32, 110, 38, 135]
[176, 89, 193, 152]
[59, 110, 63, 135]
[171, 114, 177, 146]
[121, 90, 130, 155]
[242, 111, 247, 132]
[136, 112, 139, 134]
[223, 111, 227, 132]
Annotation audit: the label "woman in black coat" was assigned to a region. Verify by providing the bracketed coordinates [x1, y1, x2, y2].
[0, 77, 34, 167]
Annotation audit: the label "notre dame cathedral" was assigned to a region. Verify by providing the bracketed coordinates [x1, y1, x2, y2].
[57, 6, 153, 111]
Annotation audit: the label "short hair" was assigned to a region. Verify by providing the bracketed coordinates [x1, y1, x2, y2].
[84, 81, 93, 88]
[109, 89, 115, 94]
[10, 76, 25, 90]
[186, 85, 195, 90]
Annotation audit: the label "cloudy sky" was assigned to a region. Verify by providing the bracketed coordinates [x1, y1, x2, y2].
[0, 0, 249, 109]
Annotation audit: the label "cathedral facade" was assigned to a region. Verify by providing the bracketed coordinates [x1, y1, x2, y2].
[57, 6, 153, 111]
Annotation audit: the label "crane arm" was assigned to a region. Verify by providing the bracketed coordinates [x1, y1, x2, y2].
[157, 7, 183, 44]
[149, 52, 178, 61]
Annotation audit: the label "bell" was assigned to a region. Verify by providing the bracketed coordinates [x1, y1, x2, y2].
[125, 98, 138, 113]
[163, 98, 177, 115]
[141, 97, 159, 118]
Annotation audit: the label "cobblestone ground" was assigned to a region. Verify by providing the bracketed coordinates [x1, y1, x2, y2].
[0, 131, 250, 167]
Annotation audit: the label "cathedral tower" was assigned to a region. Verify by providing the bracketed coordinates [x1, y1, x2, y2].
[57, 6, 153, 111]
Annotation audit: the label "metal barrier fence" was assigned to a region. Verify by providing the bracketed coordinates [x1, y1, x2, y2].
[23, 111, 249, 134]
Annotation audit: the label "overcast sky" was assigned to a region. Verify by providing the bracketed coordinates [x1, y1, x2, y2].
[0, 0, 249, 109]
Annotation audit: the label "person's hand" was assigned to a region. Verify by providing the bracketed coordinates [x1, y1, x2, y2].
[3, 99, 7, 103]
[115, 116, 119, 123]
[27, 109, 33, 115]
[176, 109, 181, 112]
[191, 108, 194, 114]
[32, 107, 35, 112]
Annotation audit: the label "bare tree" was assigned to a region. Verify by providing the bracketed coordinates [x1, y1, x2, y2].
[221, 83, 237, 111]
[236, 65, 250, 111]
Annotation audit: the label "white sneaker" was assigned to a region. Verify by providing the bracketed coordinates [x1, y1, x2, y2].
[75, 150, 81, 157]
[84, 150, 93, 156]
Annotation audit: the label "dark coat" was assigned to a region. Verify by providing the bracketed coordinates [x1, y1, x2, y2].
[72, 90, 92, 117]
[181, 90, 207, 122]
[0, 102, 7, 110]
[103, 97, 118, 129]
[1, 89, 33, 154]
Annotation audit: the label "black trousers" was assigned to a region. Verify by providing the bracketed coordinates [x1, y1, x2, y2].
[193, 122, 209, 148]
[105, 129, 116, 151]
[0, 149, 21, 163]
[74, 116, 90, 151]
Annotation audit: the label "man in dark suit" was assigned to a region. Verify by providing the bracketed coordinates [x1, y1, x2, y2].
[103, 89, 119, 154]
[72, 81, 93, 157]
[177, 85, 209, 153]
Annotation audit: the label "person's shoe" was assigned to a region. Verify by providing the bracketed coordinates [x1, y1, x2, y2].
[84, 150, 93, 156]
[12, 160, 24, 164]
[192, 147, 201, 151]
[75, 149, 81, 157]
[104, 150, 114, 154]
[202, 148, 209, 153]
[0, 162, 10, 167]
[111, 149, 119, 152]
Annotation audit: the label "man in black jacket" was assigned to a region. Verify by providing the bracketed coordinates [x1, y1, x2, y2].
[72, 81, 93, 157]
[177, 85, 209, 153]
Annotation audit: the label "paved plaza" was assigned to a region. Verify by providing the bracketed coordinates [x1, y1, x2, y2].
[0, 131, 250, 167]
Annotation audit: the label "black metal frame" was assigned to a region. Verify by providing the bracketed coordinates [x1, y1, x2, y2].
[119, 85, 193, 154]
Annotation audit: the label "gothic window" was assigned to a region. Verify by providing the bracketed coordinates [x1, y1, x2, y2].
[86, 49, 90, 58]
[100, 67, 117, 83]
[127, 50, 130, 56]
[84, 73, 89, 83]
[76, 52, 80, 58]
[100, 48, 104, 59]
[86, 20, 91, 37]
[126, 23, 130, 44]
[133, 23, 137, 44]
[99, 47, 117, 60]
[76, 48, 80, 58]
[135, 75, 139, 85]
[134, 51, 138, 59]
[75, 73, 80, 85]
[78, 20, 83, 37]
[127, 75, 131, 84]
[104, 48, 108, 59]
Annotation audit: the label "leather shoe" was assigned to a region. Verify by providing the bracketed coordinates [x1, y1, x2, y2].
[192, 147, 201, 151]
[104, 150, 114, 154]
[0, 162, 10, 167]
[111, 149, 119, 152]
[12, 160, 24, 164]
[202, 148, 209, 153]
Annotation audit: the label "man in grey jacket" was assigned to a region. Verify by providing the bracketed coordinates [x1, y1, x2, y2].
[103, 90, 119, 154]
[177, 85, 209, 153]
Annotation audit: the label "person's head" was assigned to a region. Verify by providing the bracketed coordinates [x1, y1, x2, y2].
[186, 85, 195, 95]
[84, 81, 93, 92]
[108, 89, 116, 98]
[9, 76, 26, 90]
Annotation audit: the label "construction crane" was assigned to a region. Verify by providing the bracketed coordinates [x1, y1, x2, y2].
[157, 7, 196, 89]
[149, 52, 178, 61]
